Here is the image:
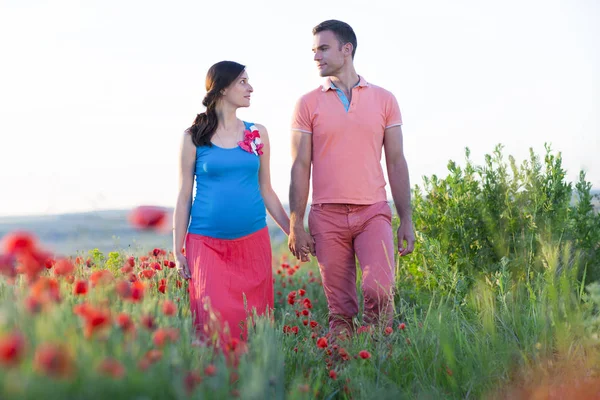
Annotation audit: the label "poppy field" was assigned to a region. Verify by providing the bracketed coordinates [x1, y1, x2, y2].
[1, 145, 600, 399]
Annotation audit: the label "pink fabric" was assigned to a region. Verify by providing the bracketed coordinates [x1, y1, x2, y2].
[291, 76, 403, 205]
[185, 226, 273, 343]
[308, 201, 396, 337]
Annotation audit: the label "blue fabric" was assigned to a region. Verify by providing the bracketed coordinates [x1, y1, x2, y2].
[188, 121, 266, 239]
[330, 81, 360, 112]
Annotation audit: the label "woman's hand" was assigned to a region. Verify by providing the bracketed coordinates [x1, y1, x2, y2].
[175, 252, 191, 280]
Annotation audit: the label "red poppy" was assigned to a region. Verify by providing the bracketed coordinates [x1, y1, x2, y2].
[399, 322, 406, 331]
[141, 269, 155, 279]
[29, 276, 61, 304]
[51, 258, 73, 276]
[358, 350, 371, 359]
[128, 206, 168, 231]
[89, 269, 114, 287]
[138, 349, 162, 370]
[140, 314, 155, 331]
[338, 348, 350, 361]
[0, 331, 26, 367]
[73, 302, 90, 317]
[115, 313, 134, 333]
[357, 325, 372, 335]
[16, 251, 48, 282]
[184, 370, 203, 394]
[73, 280, 88, 295]
[97, 358, 125, 379]
[204, 364, 217, 376]
[44, 257, 55, 269]
[162, 300, 176, 316]
[130, 281, 145, 301]
[25, 296, 42, 314]
[33, 343, 73, 378]
[287, 291, 297, 305]
[316, 337, 328, 348]
[152, 328, 179, 347]
[2, 231, 37, 255]
[384, 327, 393, 335]
[114, 280, 131, 299]
[302, 298, 312, 309]
[77, 305, 111, 338]
[329, 370, 337, 380]
[120, 265, 134, 274]
[145, 349, 162, 362]
[158, 278, 167, 294]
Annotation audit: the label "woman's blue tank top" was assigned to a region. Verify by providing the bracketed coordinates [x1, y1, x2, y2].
[188, 121, 267, 239]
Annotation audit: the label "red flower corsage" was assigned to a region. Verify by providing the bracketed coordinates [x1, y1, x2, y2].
[238, 125, 264, 156]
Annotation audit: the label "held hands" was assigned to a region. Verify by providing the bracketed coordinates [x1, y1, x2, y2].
[288, 227, 315, 262]
[397, 221, 415, 256]
[175, 252, 191, 280]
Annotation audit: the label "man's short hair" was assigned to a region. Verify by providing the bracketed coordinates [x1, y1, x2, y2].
[312, 20, 357, 59]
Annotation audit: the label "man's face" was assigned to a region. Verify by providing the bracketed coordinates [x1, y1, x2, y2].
[312, 30, 347, 77]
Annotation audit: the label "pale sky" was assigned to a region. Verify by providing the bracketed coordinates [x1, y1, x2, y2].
[1, 0, 598, 217]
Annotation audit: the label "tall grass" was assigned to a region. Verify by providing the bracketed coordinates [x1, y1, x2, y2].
[0, 144, 599, 399]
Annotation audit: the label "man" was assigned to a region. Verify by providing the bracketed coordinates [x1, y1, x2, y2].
[288, 19, 415, 338]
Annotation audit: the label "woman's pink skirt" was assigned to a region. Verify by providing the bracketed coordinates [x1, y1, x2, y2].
[185, 226, 273, 343]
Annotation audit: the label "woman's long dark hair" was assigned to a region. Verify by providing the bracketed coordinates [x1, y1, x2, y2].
[187, 61, 246, 147]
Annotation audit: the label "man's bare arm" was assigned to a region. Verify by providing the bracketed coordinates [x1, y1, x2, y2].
[289, 130, 315, 259]
[384, 125, 415, 255]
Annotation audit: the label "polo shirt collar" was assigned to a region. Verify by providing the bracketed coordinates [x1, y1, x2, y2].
[321, 75, 369, 92]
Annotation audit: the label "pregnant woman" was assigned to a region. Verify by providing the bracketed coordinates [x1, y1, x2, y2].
[173, 61, 292, 347]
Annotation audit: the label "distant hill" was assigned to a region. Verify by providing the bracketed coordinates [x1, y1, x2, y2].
[1, 190, 597, 257]
[0, 209, 288, 257]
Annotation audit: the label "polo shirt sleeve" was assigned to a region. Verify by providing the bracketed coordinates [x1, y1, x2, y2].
[291, 97, 313, 134]
[385, 93, 403, 129]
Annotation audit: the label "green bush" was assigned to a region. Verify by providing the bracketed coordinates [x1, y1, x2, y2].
[395, 144, 600, 303]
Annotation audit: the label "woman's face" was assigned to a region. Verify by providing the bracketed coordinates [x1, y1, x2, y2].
[222, 70, 253, 108]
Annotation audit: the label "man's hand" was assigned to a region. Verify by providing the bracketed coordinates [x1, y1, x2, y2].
[396, 221, 415, 256]
[175, 252, 191, 279]
[288, 227, 315, 262]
